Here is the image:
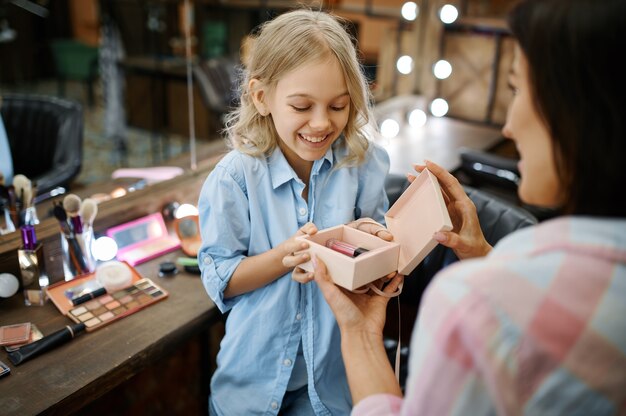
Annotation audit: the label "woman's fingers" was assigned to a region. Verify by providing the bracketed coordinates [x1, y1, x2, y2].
[383, 274, 404, 294]
[292, 267, 314, 284]
[413, 160, 468, 202]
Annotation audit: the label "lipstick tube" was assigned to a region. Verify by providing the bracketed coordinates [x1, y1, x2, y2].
[325, 238, 369, 257]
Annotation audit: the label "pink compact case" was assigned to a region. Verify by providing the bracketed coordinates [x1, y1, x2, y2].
[106, 213, 181, 266]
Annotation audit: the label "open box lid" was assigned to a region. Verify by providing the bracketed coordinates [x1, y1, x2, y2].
[384, 169, 453, 275]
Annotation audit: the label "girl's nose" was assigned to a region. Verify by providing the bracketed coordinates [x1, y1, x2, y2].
[309, 110, 331, 131]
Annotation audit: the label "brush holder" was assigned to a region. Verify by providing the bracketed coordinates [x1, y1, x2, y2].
[60, 228, 96, 278]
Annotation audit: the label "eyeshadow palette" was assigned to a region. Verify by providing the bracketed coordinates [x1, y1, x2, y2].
[67, 278, 168, 332]
[46, 261, 142, 316]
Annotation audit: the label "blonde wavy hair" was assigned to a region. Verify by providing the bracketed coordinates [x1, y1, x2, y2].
[225, 9, 373, 167]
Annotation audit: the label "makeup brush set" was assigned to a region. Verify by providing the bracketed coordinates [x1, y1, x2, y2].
[0, 173, 38, 238]
[52, 194, 99, 276]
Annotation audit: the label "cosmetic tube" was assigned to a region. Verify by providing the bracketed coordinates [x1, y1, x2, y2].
[325, 238, 369, 257]
[7, 322, 86, 366]
[71, 287, 106, 306]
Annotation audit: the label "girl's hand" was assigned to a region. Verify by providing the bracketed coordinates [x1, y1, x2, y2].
[412, 160, 492, 259]
[346, 217, 393, 242]
[280, 222, 317, 284]
[313, 255, 404, 335]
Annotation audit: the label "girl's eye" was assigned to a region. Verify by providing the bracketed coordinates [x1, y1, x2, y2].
[331, 106, 347, 112]
[507, 82, 519, 95]
[291, 106, 310, 112]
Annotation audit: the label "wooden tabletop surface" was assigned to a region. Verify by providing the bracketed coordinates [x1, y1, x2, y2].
[0, 250, 218, 415]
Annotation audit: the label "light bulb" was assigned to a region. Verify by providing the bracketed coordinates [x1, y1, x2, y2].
[408, 109, 427, 127]
[433, 60, 452, 79]
[430, 98, 449, 117]
[401, 2, 418, 21]
[174, 203, 199, 219]
[439, 4, 459, 24]
[93, 236, 118, 262]
[396, 55, 414, 75]
[380, 119, 400, 138]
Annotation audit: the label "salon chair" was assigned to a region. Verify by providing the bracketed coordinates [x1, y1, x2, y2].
[1, 93, 83, 194]
[383, 173, 538, 390]
[458, 147, 557, 221]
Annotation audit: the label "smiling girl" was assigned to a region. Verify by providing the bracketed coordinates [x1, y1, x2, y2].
[197, 9, 391, 415]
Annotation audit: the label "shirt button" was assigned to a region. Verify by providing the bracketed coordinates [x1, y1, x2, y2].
[271, 401, 278, 410]
[298, 207, 307, 216]
[203, 257, 212, 265]
[295, 313, 302, 321]
[283, 359, 292, 366]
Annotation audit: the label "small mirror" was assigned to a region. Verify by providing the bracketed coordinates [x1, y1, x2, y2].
[174, 215, 201, 258]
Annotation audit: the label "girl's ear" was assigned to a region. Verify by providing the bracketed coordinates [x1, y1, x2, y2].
[249, 78, 269, 116]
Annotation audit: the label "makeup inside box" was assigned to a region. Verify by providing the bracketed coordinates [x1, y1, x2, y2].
[298, 168, 453, 290]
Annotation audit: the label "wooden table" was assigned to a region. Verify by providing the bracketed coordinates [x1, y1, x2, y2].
[0, 250, 219, 415]
[373, 95, 504, 175]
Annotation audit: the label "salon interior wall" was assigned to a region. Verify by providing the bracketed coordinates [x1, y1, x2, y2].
[356, 0, 517, 123]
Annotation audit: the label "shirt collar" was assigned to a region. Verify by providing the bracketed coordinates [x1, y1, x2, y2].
[268, 145, 335, 190]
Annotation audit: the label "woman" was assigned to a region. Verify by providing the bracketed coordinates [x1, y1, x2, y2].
[314, 0, 626, 414]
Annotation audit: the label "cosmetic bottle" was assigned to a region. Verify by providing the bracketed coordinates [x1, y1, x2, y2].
[17, 242, 49, 306]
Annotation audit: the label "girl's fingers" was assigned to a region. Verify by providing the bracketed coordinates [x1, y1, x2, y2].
[292, 267, 314, 284]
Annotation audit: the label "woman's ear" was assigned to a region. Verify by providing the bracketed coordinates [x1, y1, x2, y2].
[249, 79, 269, 116]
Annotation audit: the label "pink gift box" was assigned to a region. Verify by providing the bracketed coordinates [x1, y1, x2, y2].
[298, 169, 453, 290]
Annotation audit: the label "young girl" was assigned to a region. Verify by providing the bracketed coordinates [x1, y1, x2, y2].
[197, 9, 391, 415]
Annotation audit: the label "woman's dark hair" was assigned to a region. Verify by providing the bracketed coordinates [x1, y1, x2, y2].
[508, 0, 626, 217]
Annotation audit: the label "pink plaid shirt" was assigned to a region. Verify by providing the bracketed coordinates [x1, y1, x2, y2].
[354, 216, 626, 415]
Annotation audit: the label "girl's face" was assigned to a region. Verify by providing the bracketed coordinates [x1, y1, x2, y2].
[252, 56, 350, 177]
[502, 47, 562, 207]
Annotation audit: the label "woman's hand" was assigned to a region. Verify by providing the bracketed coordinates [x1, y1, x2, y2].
[412, 160, 492, 259]
[313, 255, 404, 335]
[280, 222, 318, 284]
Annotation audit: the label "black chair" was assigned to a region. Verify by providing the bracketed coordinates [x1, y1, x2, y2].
[1, 93, 83, 194]
[383, 173, 538, 390]
[192, 57, 239, 127]
[458, 147, 557, 221]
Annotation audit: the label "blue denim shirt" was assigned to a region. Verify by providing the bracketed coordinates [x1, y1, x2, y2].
[198, 140, 390, 415]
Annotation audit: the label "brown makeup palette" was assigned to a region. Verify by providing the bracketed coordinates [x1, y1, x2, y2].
[66, 278, 168, 331]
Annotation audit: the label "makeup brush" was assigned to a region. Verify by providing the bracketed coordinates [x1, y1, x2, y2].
[52, 201, 71, 236]
[62, 194, 83, 233]
[63, 194, 92, 273]
[79, 198, 98, 231]
[53, 201, 88, 274]
[12, 174, 30, 205]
